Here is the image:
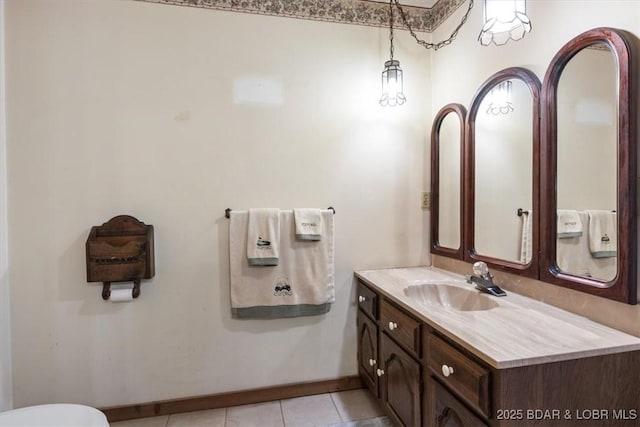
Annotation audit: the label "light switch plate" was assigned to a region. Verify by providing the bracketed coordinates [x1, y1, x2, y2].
[422, 192, 431, 210]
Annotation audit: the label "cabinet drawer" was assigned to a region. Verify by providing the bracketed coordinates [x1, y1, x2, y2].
[381, 300, 421, 356]
[427, 333, 490, 418]
[357, 281, 378, 320]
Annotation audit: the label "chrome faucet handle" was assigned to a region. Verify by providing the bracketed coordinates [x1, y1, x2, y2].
[472, 261, 489, 277]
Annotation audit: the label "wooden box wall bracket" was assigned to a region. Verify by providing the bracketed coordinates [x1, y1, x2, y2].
[85, 215, 155, 300]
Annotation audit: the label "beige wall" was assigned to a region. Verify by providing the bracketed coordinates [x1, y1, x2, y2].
[4, 0, 431, 408]
[5, 0, 640, 412]
[0, 0, 13, 412]
[431, 1, 640, 326]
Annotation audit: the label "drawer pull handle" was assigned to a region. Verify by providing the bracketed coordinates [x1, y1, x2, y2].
[388, 321, 398, 330]
[441, 364, 455, 377]
[369, 358, 376, 367]
[358, 295, 366, 303]
[376, 369, 385, 377]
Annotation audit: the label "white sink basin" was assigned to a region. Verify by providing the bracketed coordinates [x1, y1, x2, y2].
[404, 283, 500, 311]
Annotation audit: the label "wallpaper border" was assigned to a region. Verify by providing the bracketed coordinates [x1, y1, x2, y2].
[132, 0, 468, 33]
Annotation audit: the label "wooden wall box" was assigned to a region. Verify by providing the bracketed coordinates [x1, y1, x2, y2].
[86, 215, 155, 287]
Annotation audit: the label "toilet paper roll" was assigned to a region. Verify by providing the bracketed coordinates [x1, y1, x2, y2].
[110, 288, 134, 303]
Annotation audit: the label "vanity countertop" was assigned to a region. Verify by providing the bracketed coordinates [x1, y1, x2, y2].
[355, 266, 640, 369]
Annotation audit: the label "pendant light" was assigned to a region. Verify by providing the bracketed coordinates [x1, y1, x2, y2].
[379, 0, 475, 107]
[379, 1, 406, 107]
[478, 0, 532, 46]
[486, 80, 514, 115]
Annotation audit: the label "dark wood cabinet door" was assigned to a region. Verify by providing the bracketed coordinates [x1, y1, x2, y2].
[357, 310, 379, 396]
[380, 333, 421, 427]
[427, 378, 486, 427]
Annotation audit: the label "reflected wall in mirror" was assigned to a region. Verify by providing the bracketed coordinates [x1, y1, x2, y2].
[540, 27, 637, 303]
[465, 67, 541, 277]
[556, 43, 617, 281]
[475, 79, 534, 263]
[431, 104, 466, 259]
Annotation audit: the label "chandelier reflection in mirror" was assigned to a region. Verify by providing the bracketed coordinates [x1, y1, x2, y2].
[479, 0, 532, 46]
[486, 80, 514, 115]
[379, 0, 475, 107]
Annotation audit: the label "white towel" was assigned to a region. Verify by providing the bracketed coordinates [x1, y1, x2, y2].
[230, 210, 335, 319]
[557, 209, 583, 238]
[246, 208, 280, 266]
[556, 211, 616, 281]
[294, 208, 322, 241]
[519, 210, 533, 264]
[587, 210, 617, 258]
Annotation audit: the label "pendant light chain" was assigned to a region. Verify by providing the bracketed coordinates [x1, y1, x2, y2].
[389, 0, 395, 60]
[393, 0, 474, 51]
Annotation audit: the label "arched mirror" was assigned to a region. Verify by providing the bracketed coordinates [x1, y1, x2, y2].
[431, 104, 466, 259]
[465, 67, 541, 277]
[540, 27, 637, 303]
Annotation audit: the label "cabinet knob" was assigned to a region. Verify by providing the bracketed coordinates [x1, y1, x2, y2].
[369, 358, 376, 367]
[441, 364, 455, 377]
[376, 368, 385, 377]
[388, 321, 398, 331]
[358, 295, 366, 303]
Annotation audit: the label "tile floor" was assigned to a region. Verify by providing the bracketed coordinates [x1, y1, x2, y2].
[110, 388, 385, 427]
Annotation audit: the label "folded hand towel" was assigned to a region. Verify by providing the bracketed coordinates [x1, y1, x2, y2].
[247, 208, 280, 266]
[294, 208, 323, 241]
[557, 209, 583, 238]
[587, 210, 617, 258]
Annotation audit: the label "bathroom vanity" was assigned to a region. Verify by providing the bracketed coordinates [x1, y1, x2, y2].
[355, 267, 640, 427]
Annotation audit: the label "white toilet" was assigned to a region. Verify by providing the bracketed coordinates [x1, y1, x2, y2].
[0, 403, 109, 426]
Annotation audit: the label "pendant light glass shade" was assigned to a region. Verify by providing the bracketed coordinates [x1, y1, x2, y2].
[486, 81, 514, 115]
[379, 59, 406, 107]
[479, 0, 531, 46]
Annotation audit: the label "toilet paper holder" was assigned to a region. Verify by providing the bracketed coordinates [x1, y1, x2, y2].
[85, 215, 155, 300]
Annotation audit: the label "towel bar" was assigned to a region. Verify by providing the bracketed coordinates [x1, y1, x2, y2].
[517, 208, 612, 217]
[225, 207, 336, 218]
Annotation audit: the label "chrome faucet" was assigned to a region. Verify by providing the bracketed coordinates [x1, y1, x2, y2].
[465, 262, 507, 297]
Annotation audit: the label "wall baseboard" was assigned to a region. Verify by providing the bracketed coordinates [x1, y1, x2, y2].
[100, 375, 363, 422]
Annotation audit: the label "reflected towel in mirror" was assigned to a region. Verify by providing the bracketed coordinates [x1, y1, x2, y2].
[520, 210, 533, 264]
[557, 209, 583, 238]
[587, 210, 617, 258]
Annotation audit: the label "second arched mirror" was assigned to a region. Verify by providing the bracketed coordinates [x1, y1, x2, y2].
[465, 67, 541, 277]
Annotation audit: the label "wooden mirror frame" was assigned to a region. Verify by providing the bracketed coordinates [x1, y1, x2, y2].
[540, 27, 637, 304]
[465, 67, 541, 277]
[431, 103, 467, 259]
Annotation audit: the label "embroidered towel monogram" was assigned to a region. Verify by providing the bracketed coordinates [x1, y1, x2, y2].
[247, 208, 280, 266]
